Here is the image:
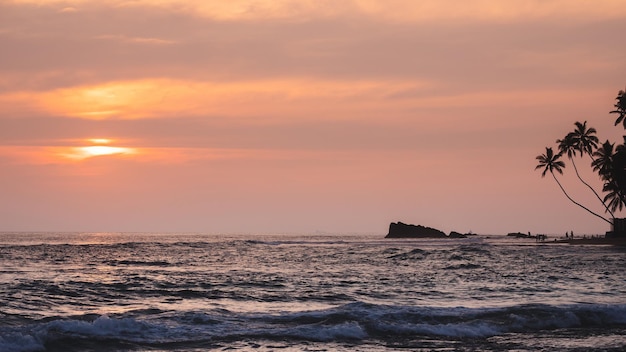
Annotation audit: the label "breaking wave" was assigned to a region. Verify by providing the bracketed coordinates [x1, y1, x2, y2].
[2, 302, 626, 352]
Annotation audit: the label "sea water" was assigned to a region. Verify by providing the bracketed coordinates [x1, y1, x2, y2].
[1, 232, 626, 351]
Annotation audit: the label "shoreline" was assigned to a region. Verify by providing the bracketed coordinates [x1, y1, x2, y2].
[506, 231, 626, 245]
[550, 237, 626, 245]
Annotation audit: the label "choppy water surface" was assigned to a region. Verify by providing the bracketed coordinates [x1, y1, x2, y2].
[1, 233, 626, 351]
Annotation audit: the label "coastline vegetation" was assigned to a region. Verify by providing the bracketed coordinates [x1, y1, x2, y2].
[535, 89, 626, 230]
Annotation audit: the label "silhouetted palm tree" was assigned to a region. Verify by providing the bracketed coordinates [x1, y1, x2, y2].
[558, 122, 613, 218]
[557, 133, 577, 158]
[535, 147, 611, 224]
[571, 121, 599, 157]
[603, 181, 625, 213]
[592, 141, 625, 214]
[536, 147, 564, 177]
[611, 90, 626, 128]
[606, 138, 626, 212]
[592, 140, 615, 180]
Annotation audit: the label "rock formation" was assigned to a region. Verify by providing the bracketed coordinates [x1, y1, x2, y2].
[448, 231, 468, 239]
[385, 222, 448, 238]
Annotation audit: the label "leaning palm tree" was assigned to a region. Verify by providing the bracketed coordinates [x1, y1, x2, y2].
[571, 121, 599, 156]
[558, 122, 614, 218]
[535, 147, 611, 225]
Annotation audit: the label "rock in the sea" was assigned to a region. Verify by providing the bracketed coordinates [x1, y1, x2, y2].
[448, 231, 468, 238]
[507, 232, 532, 238]
[385, 222, 447, 238]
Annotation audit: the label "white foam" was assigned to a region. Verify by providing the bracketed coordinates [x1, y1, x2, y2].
[3, 303, 626, 350]
[284, 322, 367, 341]
[371, 319, 503, 338]
[417, 321, 502, 338]
[45, 315, 150, 338]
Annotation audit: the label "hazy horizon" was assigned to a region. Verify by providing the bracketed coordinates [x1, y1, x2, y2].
[1, 0, 626, 235]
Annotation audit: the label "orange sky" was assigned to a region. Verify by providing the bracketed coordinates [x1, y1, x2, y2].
[1, 0, 625, 234]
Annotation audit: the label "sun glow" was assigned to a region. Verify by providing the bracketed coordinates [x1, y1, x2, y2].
[34, 78, 430, 121]
[88, 138, 113, 145]
[78, 145, 130, 157]
[59, 139, 137, 160]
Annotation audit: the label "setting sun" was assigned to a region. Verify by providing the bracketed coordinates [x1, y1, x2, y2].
[55, 139, 137, 160]
[78, 145, 132, 157]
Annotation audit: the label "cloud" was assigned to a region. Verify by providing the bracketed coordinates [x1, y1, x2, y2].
[3, 75, 607, 132]
[126, 0, 626, 22]
[96, 34, 176, 45]
[7, 0, 626, 22]
[59, 6, 78, 13]
[0, 78, 431, 120]
[1, 0, 623, 95]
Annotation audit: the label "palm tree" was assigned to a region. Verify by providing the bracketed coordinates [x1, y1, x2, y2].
[603, 181, 625, 213]
[592, 140, 615, 180]
[608, 139, 626, 211]
[536, 147, 565, 177]
[571, 121, 599, 157]
[535, 147, 611, 225]
[611, 90, 626, 128]
[558, 122, 613, 218]
[592, 141, 626, 214]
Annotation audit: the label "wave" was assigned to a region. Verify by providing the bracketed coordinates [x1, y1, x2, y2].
[386, 248, 429, 260]
[106, 260, 171, 267]
[2, 302, 626, 351]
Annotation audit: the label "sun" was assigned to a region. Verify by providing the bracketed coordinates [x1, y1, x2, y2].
[59, 138, 136, 160]
[78, 145, 131, 157]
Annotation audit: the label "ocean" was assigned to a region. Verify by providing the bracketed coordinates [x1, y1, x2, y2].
[1, 232, 626, 351]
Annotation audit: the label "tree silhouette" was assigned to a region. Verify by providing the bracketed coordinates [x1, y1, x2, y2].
[558, 121, 613, 219]
[606, 140, 626, 211]
[535, 147, 611, 224]
[611, 90, 626, 128]
[592, 140, 626, 213]
[537, 88, 626, 232]
[603, 181, 624, 213]
[592, 140, 615, 179]
[571, 121, 598, 156]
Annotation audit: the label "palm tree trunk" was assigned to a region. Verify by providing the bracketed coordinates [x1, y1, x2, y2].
[551, 171, 612, 225]
[570, 158, 615, 219]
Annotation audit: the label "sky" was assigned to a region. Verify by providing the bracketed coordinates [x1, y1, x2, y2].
[1, 0, 625, 235]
